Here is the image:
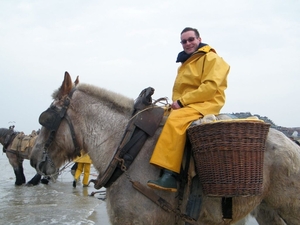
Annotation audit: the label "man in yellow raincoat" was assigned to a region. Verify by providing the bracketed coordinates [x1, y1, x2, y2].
[73, 150, 92, 187]
[148, 27, 230, 192]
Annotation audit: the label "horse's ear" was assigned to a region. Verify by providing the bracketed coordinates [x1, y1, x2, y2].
[58, 71, 73, 98]
[74, 76, 79, 86]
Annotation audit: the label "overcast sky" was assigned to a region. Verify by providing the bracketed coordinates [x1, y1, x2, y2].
[0, 0, 299, 134]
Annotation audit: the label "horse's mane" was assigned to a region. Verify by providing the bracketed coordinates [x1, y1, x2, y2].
[52, 83, 134, 114]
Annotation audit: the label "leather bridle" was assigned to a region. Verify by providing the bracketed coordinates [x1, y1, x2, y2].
[37, 88, 81, 176]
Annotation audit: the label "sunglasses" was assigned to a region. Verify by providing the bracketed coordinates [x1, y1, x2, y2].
[180, 37, 197, 44]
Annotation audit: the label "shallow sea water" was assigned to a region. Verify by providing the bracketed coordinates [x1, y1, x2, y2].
[0, 151, 108, 225]
[0, 147, 258, 225]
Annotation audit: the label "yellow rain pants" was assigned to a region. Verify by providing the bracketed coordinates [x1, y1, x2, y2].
[74, 163, 91, 185]
[150, 107, 203, 173]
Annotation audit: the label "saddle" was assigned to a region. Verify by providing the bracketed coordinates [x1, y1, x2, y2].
[9, 131, 38, 159]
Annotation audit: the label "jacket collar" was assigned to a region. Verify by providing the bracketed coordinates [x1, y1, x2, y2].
[176, 43, 207, 63]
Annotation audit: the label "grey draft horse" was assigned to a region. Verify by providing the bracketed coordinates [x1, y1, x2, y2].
[0, 127, 44, 185]
[30, 72, 300, 225]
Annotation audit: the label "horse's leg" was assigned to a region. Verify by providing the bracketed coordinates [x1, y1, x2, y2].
[15, 159, 26, 185]
[6, 152, 26, 185]
[26, 173, 42, 186]
[14, 165, 26, 185]
[251, 201, 286, 225]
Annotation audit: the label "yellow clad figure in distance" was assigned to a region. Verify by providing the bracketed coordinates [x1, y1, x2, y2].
[73, 150, 92, 187]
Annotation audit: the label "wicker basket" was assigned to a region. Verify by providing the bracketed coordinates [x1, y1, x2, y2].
[187, 120, 270, 197]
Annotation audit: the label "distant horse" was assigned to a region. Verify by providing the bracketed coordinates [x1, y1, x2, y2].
[0, 127, 44, 185]
[30, 72, 300, 225]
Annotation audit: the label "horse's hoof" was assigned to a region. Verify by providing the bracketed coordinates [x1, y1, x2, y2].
[41, 178, 49, 184]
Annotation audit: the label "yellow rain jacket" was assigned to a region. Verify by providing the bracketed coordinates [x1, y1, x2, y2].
[74, 151, 92, 164]
[150, 45, 230, 173]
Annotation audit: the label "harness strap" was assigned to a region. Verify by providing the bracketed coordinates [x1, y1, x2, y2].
[92, 115, 138, 189]
[5, 148, 29, 158]
[91, 106, 164, 189]
[65, 114, 81, 157]
[222, 197, 232, 220]
[131, 181, 198, 225]
[104, 128, 148, 188]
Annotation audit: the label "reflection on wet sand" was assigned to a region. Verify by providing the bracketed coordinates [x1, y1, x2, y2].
[0, 152, 109, 225]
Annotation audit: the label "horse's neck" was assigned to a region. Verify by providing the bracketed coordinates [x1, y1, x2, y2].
[77, 97, 133, 173]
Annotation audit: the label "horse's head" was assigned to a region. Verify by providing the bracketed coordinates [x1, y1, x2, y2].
[0, 127, 16, 149]
[30, 72, 82, 177]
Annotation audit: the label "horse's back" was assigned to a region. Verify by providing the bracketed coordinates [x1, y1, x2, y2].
[262, 128, 300, 224]
[266, 128, 300, 172]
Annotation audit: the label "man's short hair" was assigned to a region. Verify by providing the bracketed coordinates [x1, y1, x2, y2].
[181, 27, 200, 38]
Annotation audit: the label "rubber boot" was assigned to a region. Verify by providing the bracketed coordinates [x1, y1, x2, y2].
[147, 169, 178, 192]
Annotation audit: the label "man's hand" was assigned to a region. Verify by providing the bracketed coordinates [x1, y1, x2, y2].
[171, 100, 182, 109]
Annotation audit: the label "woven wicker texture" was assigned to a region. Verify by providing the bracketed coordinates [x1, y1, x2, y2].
[187, 120, 270, 197]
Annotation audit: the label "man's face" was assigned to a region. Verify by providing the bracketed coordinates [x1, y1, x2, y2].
[180, 31, 201, 54]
